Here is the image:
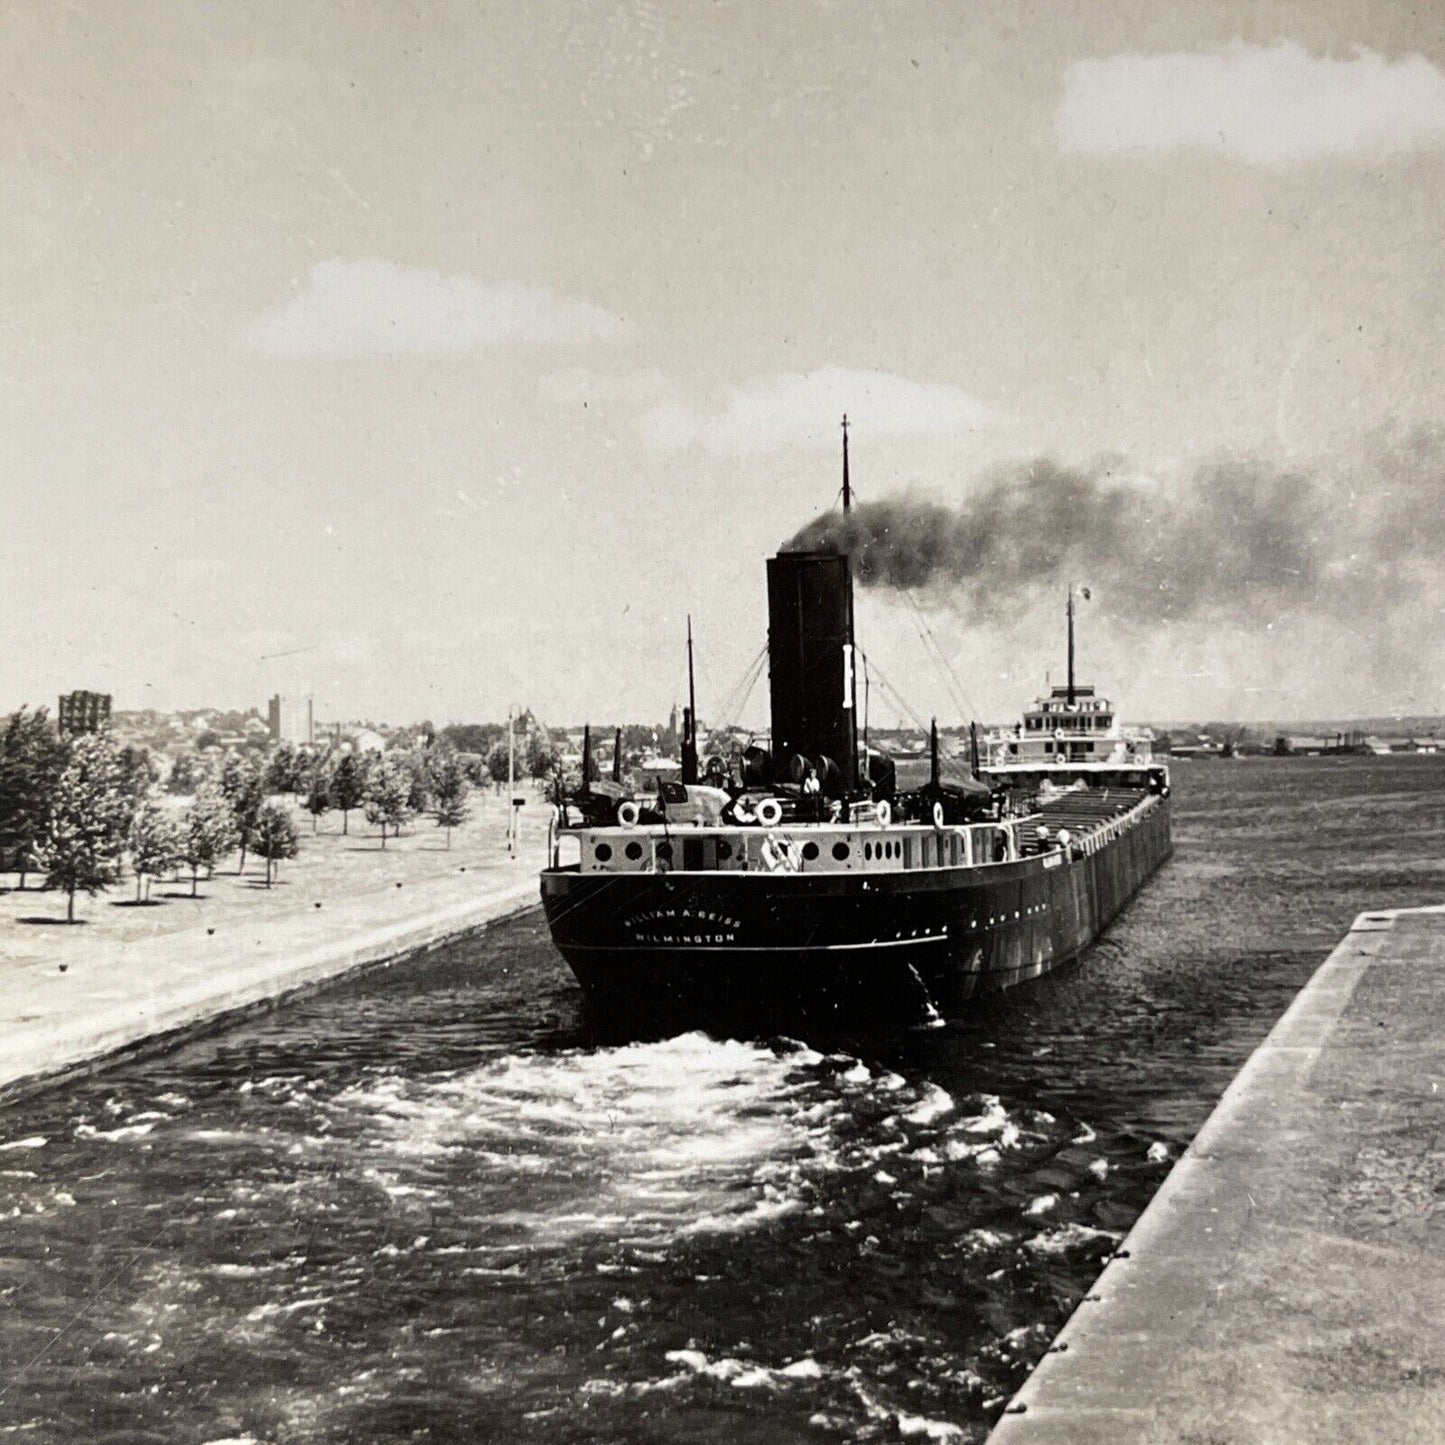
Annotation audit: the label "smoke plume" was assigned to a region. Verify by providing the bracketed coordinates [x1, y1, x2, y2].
[782, 429, 1445, 715]
[784, 433, 1441, 626]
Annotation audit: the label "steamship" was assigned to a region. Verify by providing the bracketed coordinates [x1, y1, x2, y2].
[540, 432, 1172, 1035]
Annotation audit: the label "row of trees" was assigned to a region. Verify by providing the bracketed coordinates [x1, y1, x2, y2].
[299, 748, 472, 848]
[1, 710, 490, 922]
[0, 713, 305, 920]
[168, 732, 554, 806]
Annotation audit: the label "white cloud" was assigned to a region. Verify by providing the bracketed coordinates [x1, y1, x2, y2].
[539, 366, 672, 405]
[1058, 42, 1445, 164]
[638, 366, 992, 454]
[248, 259, 627, 356]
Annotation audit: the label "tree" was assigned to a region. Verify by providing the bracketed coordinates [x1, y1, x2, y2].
[218, 751, 266, 874]
[440, 722, 503, 756]
[363, 757, 412, 848]
[129, 799, 182, 903]
[429, 750, 471, 849]
[304, 759, 333, 832]
[118, 745, 160, 802]
[526, 736, 557, 782]
[331, 753, 366, 835]
[486, 743, 511, 794]
[166, 750, 205, 796]
[0, 706, 68, 890]
[181, 787, 237, 896]
[252, 801, 300, 887]
[35, 731, 131, 922]
[265, 741, 304, 798]
[403, 749, 432, 816]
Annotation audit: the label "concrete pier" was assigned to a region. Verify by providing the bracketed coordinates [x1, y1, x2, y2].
[1, 864, 540, 1101]
[989, 905, 1445, 1444]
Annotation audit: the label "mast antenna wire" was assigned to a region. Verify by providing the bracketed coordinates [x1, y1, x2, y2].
[902, 589, 983, 724]
[858, 650, 978, 788]
[712, 642, 769, 735]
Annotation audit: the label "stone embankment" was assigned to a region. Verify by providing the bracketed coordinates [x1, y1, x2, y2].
[1, 860, 540, 1101]
[989, 904, 1445, 1444]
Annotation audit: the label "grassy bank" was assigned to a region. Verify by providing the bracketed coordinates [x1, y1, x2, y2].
[0, 786, 551, 967]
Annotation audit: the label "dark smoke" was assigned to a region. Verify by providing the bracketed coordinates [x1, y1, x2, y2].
[782, 432, 1442, 628]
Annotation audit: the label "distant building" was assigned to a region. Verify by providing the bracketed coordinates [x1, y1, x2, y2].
[58, 690, 112, 736]
[348, 728, 385, 754]
[267, 694, 314, 746]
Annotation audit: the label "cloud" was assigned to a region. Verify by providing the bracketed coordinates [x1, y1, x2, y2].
[539, 366, 673, 405]
[1058, 42, 1445, 164]
[638, 366, 993, 454]
[248, 259, 627, 356]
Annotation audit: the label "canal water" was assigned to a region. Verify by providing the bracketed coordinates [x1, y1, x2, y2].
[3, 757, 1444, 1444]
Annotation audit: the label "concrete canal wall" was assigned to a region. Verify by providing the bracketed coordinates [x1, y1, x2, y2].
[989, 904, 1445, 1444]
[1, 864, 540, 1102]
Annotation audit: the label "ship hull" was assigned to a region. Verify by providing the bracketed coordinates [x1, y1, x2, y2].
[541, 800, 1172, 1036]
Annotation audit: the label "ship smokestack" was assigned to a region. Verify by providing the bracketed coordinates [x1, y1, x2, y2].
[767, 550, 858, 795]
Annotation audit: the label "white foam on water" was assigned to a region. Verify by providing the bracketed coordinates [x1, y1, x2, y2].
[845, 1367, 966, 1442]
[905, 1084, 954, 1125]
[1024, 1222, 1122, 1255]
[0, 1136, 47, 1151]
[245, 1295, 334, 1322]
[1147, 1140, 1171, 1163]
[1088, 1157, 1110, 1178]
[327, 1033, 924, 1248]
[896, 1412, 966, 1442]
[958, 1096, 1009, 1134]
[1024, 1194, 1057, 1216]
[655, 1348, 830, 1393]
[74, 1122, 155, 1142]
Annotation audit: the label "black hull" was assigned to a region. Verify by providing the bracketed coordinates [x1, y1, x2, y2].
[541, 801, 1172, 1036]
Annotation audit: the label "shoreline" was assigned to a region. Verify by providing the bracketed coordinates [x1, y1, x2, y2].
[1, 860, 543, 1105]
[988, 903, 1445, 1443]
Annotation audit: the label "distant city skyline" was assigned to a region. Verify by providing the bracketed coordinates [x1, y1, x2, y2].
[4, 2, 1442, 725]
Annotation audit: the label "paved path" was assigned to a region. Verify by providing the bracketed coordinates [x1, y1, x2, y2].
[1, 861, 541, 1100]
[990, 904, 1445, 1445]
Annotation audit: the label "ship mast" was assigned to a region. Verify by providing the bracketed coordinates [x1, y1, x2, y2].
[1066, 585, 1076, 706]
[681, 614, 699, 784]
[842, 415, 859, 789]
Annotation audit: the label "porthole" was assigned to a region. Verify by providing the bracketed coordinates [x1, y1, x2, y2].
[594, 843, 613, 863]
[625, 841, 643, 861]
[864, 842, 873, 861]
[832, 841, 850, 861]
[802, 841, 819, 861]
[717, 840, 733, 860]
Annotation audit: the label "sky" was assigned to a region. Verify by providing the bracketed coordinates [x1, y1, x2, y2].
[3, 0, 1443, 729]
